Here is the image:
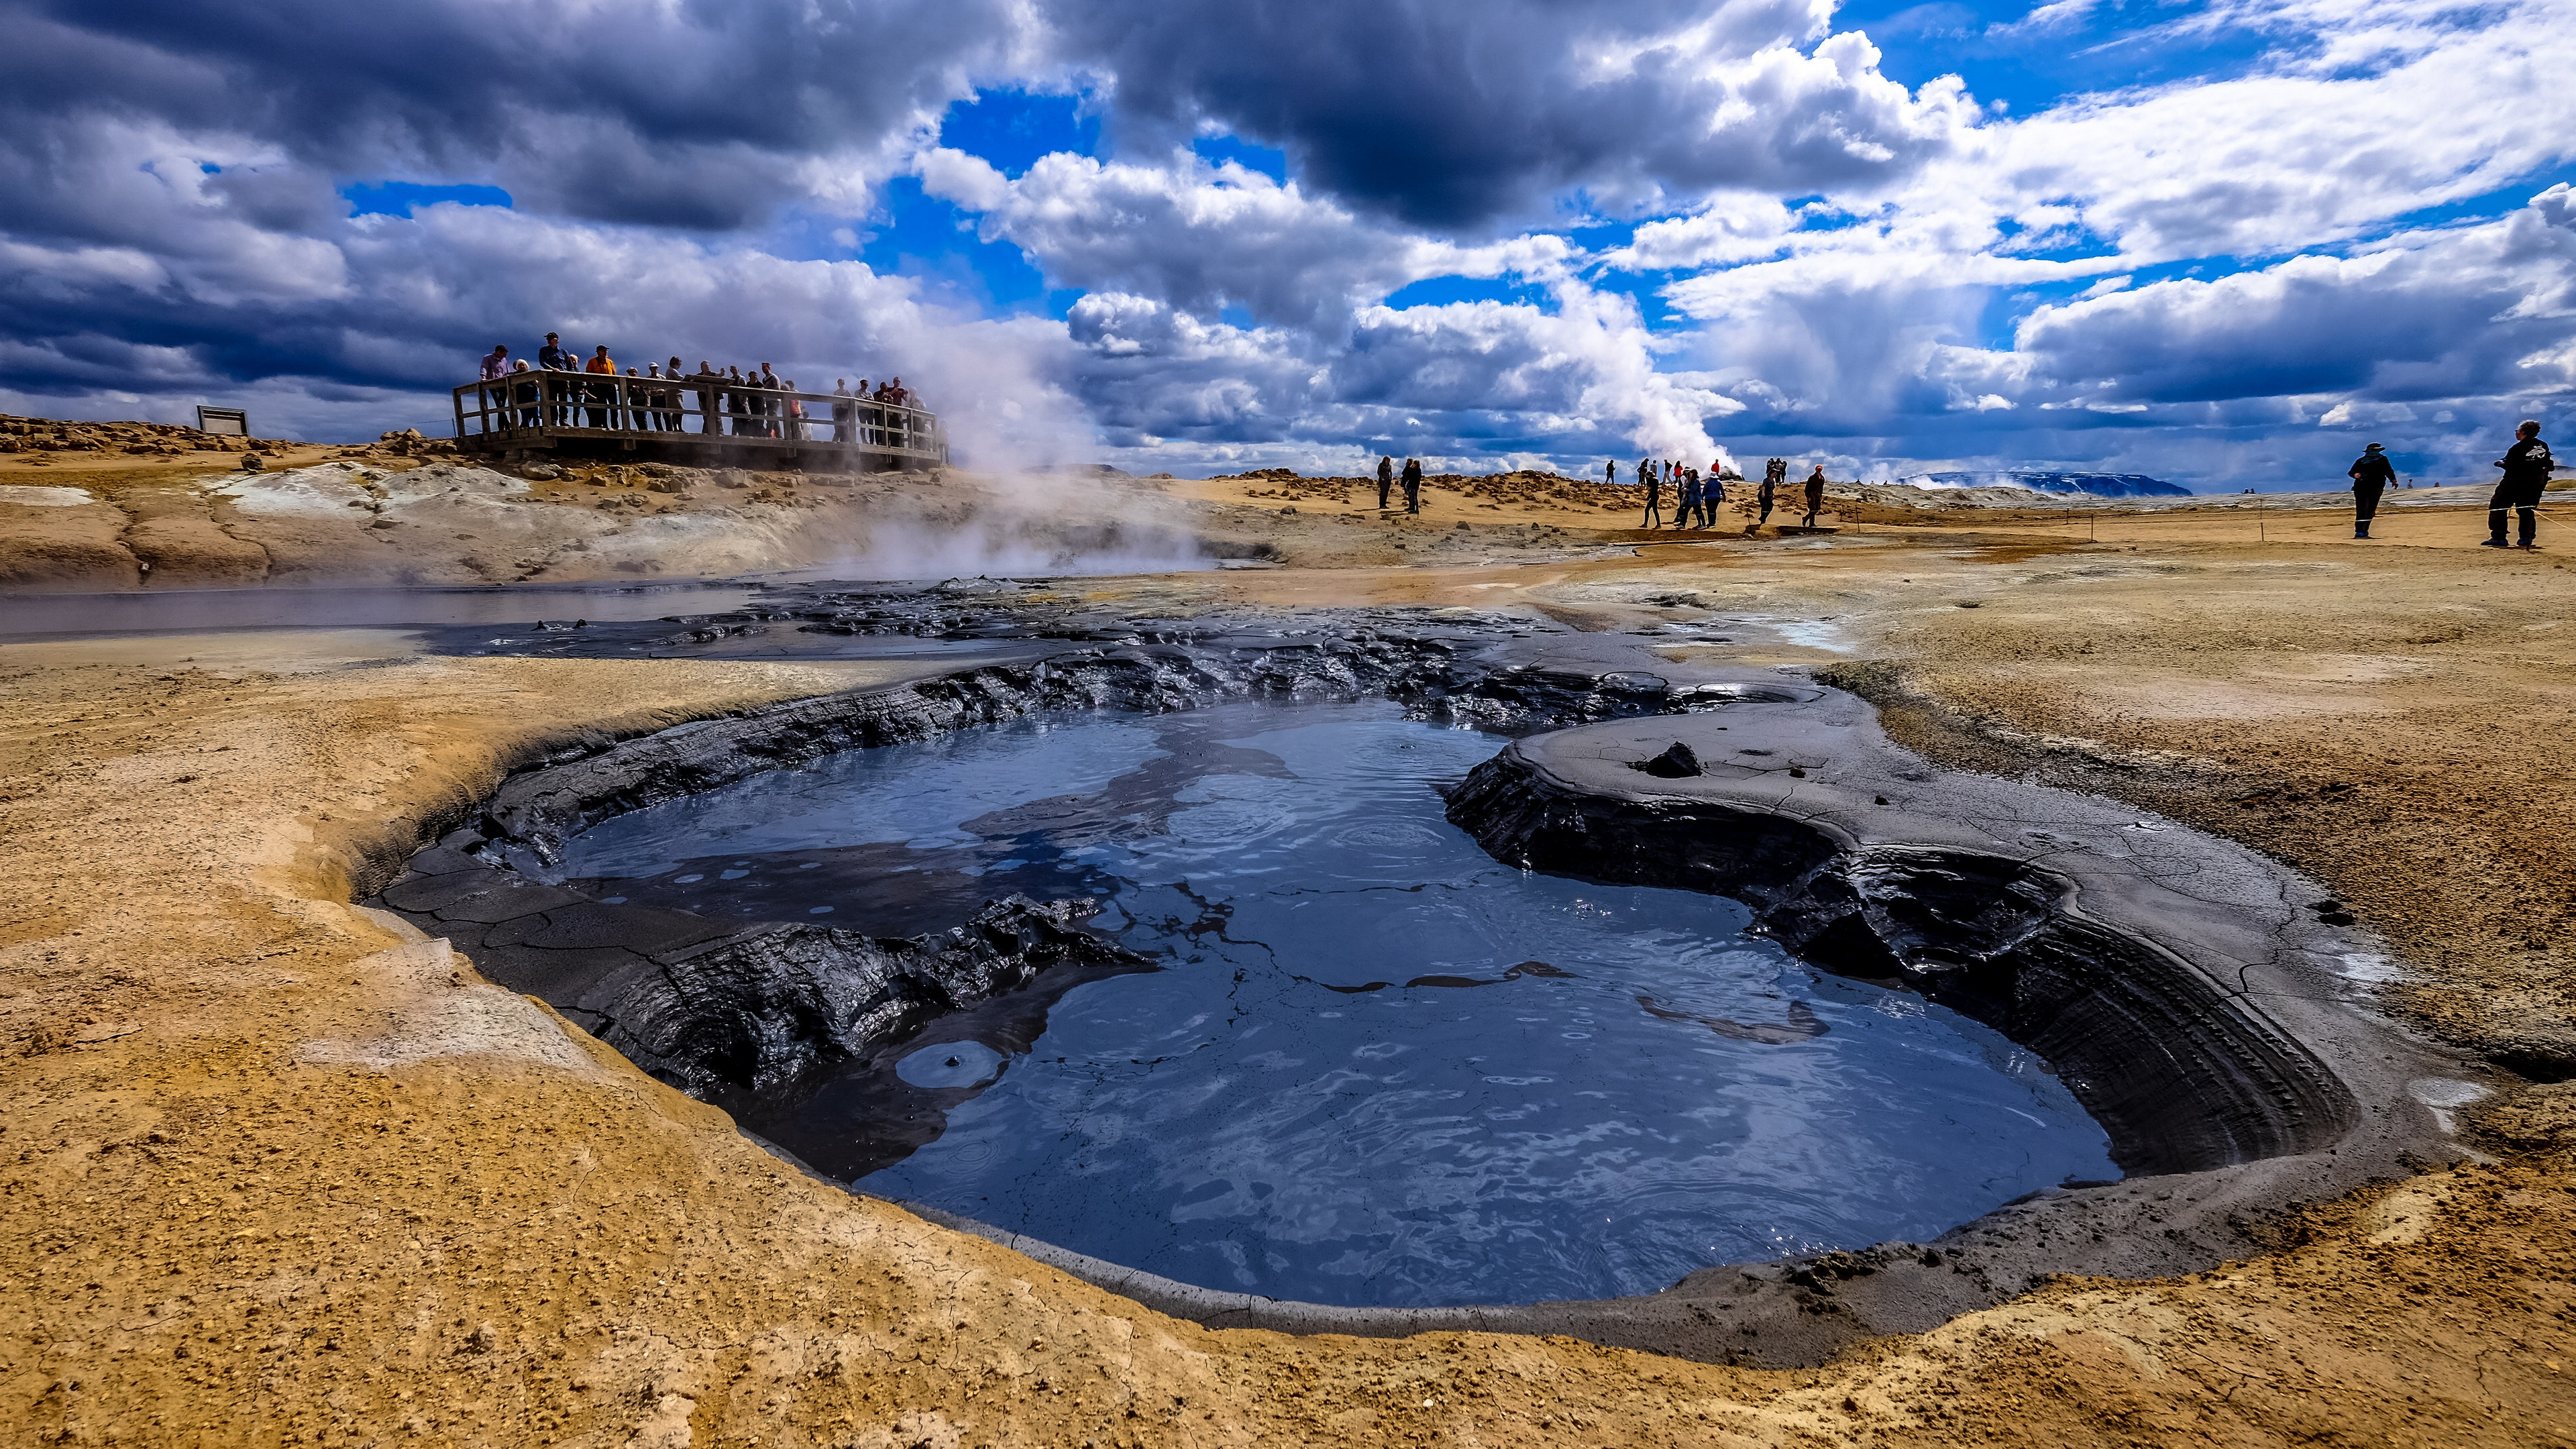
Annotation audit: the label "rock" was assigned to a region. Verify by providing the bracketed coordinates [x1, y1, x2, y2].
[714, 469, 750, 489]
[521, 463, 564, 481]
[582, 896, 1152, 1093]
[1635, 741, 1703, 778]
[237, 454, 264, 472]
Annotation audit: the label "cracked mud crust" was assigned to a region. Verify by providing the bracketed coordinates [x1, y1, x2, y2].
[5, 529, 2575, 1444]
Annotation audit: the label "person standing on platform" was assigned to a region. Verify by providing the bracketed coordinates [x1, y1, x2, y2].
[1801, 464, 1827, 527]
[1605, 459, 1617, 490]
[584, 345, 617, 428]
[1401, 456, 1424, 514]
[537, 332, 575, 425]
[478, 344, 511, 431]
[2347, 442, 2396, 539]
[690, 362, 720, 435]
[1640, 460, 1663, 528]
[1377, 455, 1395, 508]
[510, 358, 538, 428]
[2485, 419, 2559, 550]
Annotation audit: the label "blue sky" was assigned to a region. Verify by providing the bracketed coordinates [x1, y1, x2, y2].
[5, 0, 2574, 488]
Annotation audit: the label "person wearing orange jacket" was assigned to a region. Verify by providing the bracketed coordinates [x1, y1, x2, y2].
[584, 345, 618, 429]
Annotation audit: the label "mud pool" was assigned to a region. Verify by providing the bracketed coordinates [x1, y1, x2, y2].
[549, 700, 2116, 1308]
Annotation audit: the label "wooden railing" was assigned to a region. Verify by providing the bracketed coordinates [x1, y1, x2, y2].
[450, 372, 945, 462]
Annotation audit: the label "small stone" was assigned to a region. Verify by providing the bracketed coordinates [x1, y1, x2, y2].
[237, 453, 264, 471]
[1635, 742, 1701, 778]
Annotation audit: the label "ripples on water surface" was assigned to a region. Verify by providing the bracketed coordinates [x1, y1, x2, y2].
[559, 700, 2115, 1307]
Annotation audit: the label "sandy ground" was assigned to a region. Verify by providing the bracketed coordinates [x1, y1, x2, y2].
[4, 437, 2575, 1445]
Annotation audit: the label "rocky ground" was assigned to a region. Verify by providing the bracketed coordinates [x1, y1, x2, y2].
[3, 423, 2573, 1445]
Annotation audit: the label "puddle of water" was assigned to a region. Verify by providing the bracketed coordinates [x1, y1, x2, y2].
[1765, 619, 1857, 653]
[557, 700, 2115, 1307]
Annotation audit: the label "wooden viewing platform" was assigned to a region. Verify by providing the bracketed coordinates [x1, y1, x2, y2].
[449, 373, 945, 472]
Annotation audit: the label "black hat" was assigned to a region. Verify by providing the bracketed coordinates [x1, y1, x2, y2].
[2364, 442, 2384, 451]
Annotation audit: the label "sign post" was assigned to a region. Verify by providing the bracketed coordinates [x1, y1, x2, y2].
[195, 406, 249, 437]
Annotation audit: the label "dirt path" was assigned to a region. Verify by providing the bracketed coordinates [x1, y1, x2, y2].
[3, 498, 2573, 1442]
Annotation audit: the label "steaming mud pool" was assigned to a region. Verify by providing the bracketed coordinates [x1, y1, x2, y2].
[551, 700, 2116, 1308]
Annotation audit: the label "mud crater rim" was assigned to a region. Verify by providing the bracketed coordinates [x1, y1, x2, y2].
[362, 607, 2465, 1364]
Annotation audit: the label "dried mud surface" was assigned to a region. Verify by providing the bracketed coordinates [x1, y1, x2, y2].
[5, 466, 2575, 1445]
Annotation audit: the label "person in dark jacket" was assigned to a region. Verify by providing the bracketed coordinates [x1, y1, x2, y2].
[1377, 455, 1395, 509]
[2484, 420, 2559, 549]
[1640, 460, 1663, 528]
[1400, 457, 1424, 514]
[537, 332, 575, 424]
[1801, 465, 1827, 527]
[1748, 458, 1783, 535]
[2347, 442, 2396, 538]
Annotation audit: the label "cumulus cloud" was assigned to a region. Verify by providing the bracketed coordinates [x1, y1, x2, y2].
[1042, 0, 1981, 227]
[922, 148, 1576, 328]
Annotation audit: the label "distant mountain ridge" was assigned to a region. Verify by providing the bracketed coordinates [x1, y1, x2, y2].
[1903, 470, 2192, 498]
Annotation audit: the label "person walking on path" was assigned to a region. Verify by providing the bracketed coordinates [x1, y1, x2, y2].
[2347, 442, 2396, 538]
[1605, 459, 1617, 490]
[1748, 465, 1776, 535]
[1640, 461, 1663, 528]
[1400, 456, 1424, 514]
[1801, 464, 1827, 528]
[1674, 468, 1703, 529]
[1705, 460, 1727, 526]
[1377, 455, 1395, 509]
[2484, 420, 2559, 550]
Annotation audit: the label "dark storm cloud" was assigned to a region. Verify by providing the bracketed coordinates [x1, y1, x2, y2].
[1, 0, 1017, 234]
[1040, 0, 1976, 229]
